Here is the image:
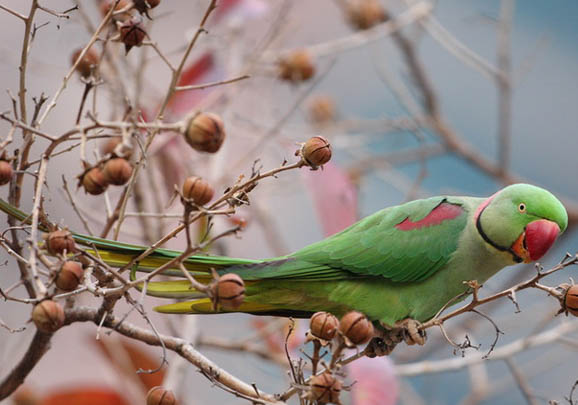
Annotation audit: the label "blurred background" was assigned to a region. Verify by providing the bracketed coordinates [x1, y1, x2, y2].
[1, 0, 578, 404]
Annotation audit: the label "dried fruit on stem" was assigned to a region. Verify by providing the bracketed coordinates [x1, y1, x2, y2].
[212, 273, 246, 310]
[31, 300, 65, 333]
[310, 311, 339, 341]
[146, 386, 176, 405]
[46, 230, 75, 255]
[184, 112, 226, 153]
[564, 285, 578, 316]
[135, 0, 161, 15]
[182, 176, 214, 206]
[299, 136, 332, 169]
[80, 166, 109, 195]
[339, 311, 374, 345]
[100, 0, 133, 22]
[346, 0, 387, 30]
[55, 261, 84, 291]
[308, 372, 342, 404]
[278, 49, 316, 82]
[102, 158, 133, 186]
[71, 47, 100, 78]
[0, 160, 13, 186]
[119, 16, 147, 53]
[308, 95, 336, 125]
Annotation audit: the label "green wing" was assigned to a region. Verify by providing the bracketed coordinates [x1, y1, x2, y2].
[233, 196, 469, 283]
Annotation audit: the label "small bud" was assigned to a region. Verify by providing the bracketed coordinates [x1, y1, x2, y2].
[134, 0, 161, 15]
[339, 311, 374, 345]
[184, 112, 225, 153]
[308, 372, 342, 404]
[228, 216, 248, 229]
[55, 261, 84, 291]
[182, 176, 214, 206]
[146, 386, 176, 405]
[346, 0, 387, 30]
[212, 273, 246, 309]
[0, 160, 13, 186]
[100, 0, 133, 22]
[100, 136, 122, 156]
[71, 47, 100, 78]
[278, 50, 316, 83]
[565, 285, 578, 316]
[46, 230, 75, 255]
[120, 16, 147, 53]
[300, 136, 332, 168]
[308, 96, 336, 125]
[31, 300, 65, 333]
[81, 166, 109, 195]
[310, 312, 339, 341]
[102, 158, 133, 186]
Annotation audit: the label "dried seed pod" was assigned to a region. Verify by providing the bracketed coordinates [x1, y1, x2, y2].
[308, 96, 336, 125]
[565, 285, 578, 316]
[339, 311, 374, 345]
[309, 372, 342, 404]
[278, 49, 315, 83]
[55, 261, 84, 291]
[102, 158, 133, 186]
[0, 160, 13, 186]
[46, 230, 75, 255]
[100, 0, 133, 22]
[182, 176, 214, 206]
[31, 300, 65, 333]
[120, 16, 147, 53]
[71, 47, 100, 78]
[134, 0, 161, 15]
[184, 112, 225, 153]
[146, 386, 176, 405]
[212, 273, 246, 309]
[346, 0, 387, 30]
[81, 166, 109, 195]
[300, 136, 332, 168]
[310, 311, 339, 341]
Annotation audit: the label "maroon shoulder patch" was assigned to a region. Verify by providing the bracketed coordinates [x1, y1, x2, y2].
[395, 203, 463, 231]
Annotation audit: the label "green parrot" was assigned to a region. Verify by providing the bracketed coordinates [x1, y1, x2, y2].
[0, 183, 568, 330]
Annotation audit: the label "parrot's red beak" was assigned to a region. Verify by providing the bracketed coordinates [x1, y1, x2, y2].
[511, 219, 560, 263]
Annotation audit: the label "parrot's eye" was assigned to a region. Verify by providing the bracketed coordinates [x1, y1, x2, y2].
[518, 203, 526, 213]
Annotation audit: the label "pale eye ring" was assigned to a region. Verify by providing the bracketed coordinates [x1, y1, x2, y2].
[518, 203, 526, 213]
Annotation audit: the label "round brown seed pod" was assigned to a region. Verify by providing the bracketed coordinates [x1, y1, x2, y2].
[310, 311, 339, 341]
[81, 166, 109, 195]
[102, 158, 133, 186]
[71, 47, 100, 78]
[55, 261, 84, 291]
[46, 229, 75, 255]
[339, 311, 374, 345]
[301, 136, 332, 168]
[213, 273, 246, 309]
[31, 300, 65, 333]
[309, 372, 342, 404]
[120, 16, 147, 52]
[134, 0, 161, 14]
[99, 0, 133, 21]
[346, 0, 387, 30]
[564, 285, 578, 316]
[184, 112, 225, 153]
[146, 386, 176, 405]
[182, 176, 214, 206]
[308, 96, 336, 124]
[0, 160, 13, 186]
[278, 49, 315, 83]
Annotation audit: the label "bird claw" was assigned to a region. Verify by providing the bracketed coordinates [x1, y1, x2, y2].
[396, 318, 427, 346]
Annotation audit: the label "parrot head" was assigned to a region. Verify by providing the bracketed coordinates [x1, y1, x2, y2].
[475, 184, 568, 263]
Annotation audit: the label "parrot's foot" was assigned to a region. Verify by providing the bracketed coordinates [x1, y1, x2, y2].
[396, 318, 427, 346]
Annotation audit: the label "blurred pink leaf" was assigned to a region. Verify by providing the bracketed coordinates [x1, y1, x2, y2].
[348, 356, 398, 405]
[303, 162, 358, 237]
